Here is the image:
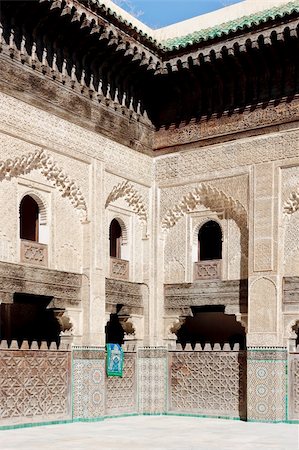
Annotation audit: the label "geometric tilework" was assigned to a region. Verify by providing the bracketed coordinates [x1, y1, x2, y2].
[169, 351, 246, 419]
[138, 349, 167, 414]
[72, 358, 105, 419]
[288, 353, 299, 420]
[247, 349, 287, 422]
[0, 350, 71, 425]
[105, 353, 137, 415]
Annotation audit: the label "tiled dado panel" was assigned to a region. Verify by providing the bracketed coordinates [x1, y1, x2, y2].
[0, 348, 71, 425]
[247, 348, 287, 422]
[72, 348, 105, 419]
[105, 352, 137, 416]
[288, 352, 299, 421]
[138, 348, 168, 414]
[169, 351, 246, 419]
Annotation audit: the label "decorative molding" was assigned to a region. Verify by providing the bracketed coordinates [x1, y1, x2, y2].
[105, 180, 147, 224]
[161, 183, 247, 232]
[0, 149, 88, 221]
[154, 98, 299, 150]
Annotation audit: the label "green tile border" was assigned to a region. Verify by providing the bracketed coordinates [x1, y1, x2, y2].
[1, 412, 298, 431]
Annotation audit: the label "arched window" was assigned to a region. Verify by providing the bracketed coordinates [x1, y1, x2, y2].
[198, 220, 222, 261]
[20, 195, 39, 242]
[109, 219, 122, 258]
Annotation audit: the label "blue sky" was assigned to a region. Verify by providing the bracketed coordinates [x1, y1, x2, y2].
[114, 0, 242, 28]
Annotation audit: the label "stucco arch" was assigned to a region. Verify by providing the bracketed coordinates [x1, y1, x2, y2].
[0, 149, 88, 222]
[105, 180, 147, 225]
[161, 183, 247, 232]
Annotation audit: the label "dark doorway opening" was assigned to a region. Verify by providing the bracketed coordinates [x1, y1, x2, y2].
[177, 305, 246, 349]
[0, 293, 61, 345]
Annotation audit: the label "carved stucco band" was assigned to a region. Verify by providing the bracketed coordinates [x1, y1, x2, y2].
[161, 183, 247, 232]
[105, 180, 147, 224]
[0, 149, 88, 221]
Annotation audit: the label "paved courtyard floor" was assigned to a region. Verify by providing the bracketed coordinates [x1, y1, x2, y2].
[0, 416, 298, 450]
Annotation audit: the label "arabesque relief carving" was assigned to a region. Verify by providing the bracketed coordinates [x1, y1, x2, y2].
[105, 180, 147, 224]
[0, 149, 88, 221]
[161, 183, 247, 232]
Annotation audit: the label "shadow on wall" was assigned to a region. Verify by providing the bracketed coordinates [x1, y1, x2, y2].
[177, 305, 246, 350]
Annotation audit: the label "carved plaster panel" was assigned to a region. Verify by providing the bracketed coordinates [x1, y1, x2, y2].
[155, 129, 299, 185]
[0, 150, 88, 221]
[105, 180, 148, 225]
[161, 183, 247, 233]
[249, 278, 277, 333]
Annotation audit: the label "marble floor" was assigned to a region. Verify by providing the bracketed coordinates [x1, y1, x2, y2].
[0, 416, 298, 450]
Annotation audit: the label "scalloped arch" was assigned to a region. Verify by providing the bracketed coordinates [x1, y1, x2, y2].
[105, 180, 147, 224]
[161, 183, 247, 232]
[0, 149, 88, 222]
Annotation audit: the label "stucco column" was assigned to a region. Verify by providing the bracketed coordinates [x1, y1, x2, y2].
[247, 161, 287, 422]
[82, 160, 106, 346]
[147, 184, 164, 346]
[247, 161, 280, 346]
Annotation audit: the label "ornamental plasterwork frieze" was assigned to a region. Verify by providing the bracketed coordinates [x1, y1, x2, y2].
[105, 180, 148, 225]
[155, 128, 299, 185]
[154, 98, 299, 150]
[161, 183, 247, 232]
[0, 149, 88, 222]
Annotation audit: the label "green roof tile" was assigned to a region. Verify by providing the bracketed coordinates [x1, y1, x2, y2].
[162, 1, 299, 50]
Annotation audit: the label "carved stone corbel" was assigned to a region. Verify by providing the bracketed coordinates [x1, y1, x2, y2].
[164, 307, 193, 349]
[53, 309, 74, 348]
[53, 309, 74, 335]
[118, 313, 144, 346]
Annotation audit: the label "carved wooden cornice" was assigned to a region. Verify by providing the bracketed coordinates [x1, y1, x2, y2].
[0, 0, 298, 133]
[154, 97, 299, 150]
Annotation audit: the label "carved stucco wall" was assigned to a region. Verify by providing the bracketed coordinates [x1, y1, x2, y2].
[161, 176, 248, 284]
[249, 278, 277, 334]
[164, 215, 187, 283]
[155, 130, 299, 185]
[105, 172, 150, 283]
[0, 178, 17, 263]
[0, 143, 87, 273]
[282, 166, 299, 277]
